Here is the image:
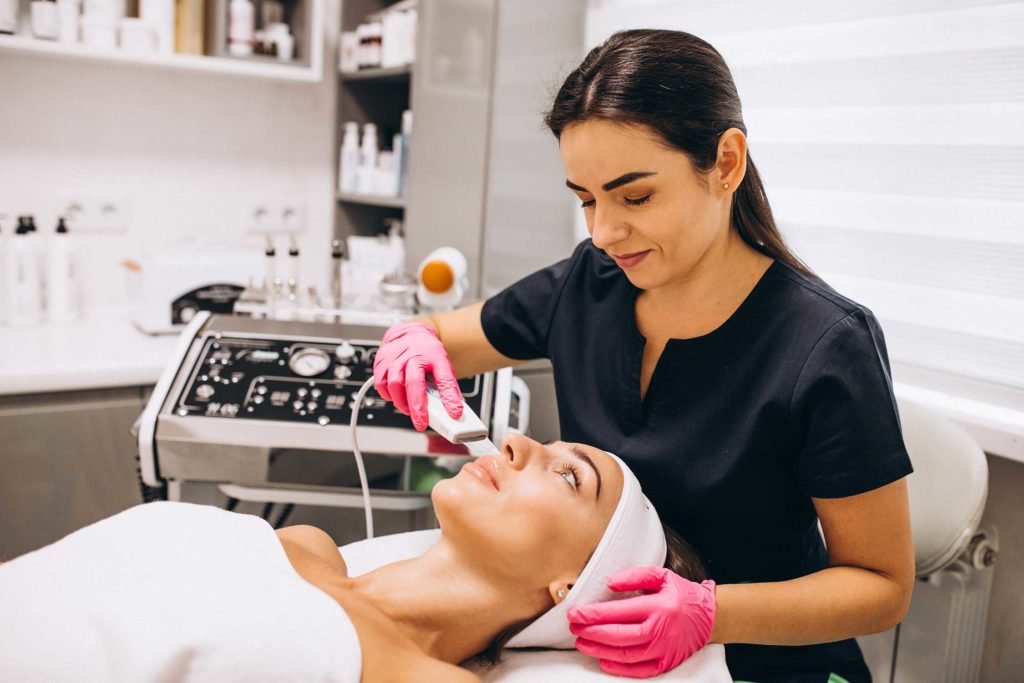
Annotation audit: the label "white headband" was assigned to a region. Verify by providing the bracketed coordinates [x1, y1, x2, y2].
[507, 451, 666, 649]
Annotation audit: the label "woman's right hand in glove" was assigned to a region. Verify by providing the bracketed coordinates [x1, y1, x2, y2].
[372, 321, 464, 431]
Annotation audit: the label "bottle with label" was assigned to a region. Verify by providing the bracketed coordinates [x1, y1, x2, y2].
[228, 0, 254, 56]
[357, 123, 378, 195]
[6, 217, 44, 327]
[46, 217, 78, 322]
[339, 121, 360, 194]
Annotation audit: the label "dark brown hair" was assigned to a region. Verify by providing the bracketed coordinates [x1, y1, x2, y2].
[545, 28, 815, 278]
[472, 524, 706, 667]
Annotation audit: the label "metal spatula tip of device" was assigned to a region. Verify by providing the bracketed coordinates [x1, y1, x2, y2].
[465, 438, 499, 457]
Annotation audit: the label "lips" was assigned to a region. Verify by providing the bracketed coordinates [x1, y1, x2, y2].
[610, 249, 652, 269]
[463, 458, 500, 490]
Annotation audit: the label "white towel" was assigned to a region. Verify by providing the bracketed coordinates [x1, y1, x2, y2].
[0, 502, 361, 683]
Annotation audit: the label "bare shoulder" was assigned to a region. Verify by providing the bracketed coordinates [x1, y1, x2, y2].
[275, 525, 348, 576]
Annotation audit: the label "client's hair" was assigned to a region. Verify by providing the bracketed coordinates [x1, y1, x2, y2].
[473, 524, 706, 666]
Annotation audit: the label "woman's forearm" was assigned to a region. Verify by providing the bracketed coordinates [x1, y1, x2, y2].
[710, 565, 911, 646]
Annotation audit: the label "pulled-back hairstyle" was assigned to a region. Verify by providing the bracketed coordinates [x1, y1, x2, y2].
[546, 28, 814, 278]
[473, 524, 706, 667]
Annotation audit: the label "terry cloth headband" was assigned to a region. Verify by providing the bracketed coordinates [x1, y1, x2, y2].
[507, 451, 667, 649]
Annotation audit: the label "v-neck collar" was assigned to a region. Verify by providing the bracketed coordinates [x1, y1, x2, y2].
[623, 260, 781, 425]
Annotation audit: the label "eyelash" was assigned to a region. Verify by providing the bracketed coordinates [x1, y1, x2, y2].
[557, 462, 583, 491]
[579, 195, 651, 208]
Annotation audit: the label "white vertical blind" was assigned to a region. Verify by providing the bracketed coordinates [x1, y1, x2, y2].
[585, 0, 1024, 447]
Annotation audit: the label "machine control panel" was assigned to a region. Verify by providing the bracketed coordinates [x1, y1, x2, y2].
[175, 334, 484, 428]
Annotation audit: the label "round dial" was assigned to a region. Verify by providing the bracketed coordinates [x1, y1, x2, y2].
[288, 347, 331, 377]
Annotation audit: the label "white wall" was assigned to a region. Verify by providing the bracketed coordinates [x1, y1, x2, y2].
[0, 13, 338, 313]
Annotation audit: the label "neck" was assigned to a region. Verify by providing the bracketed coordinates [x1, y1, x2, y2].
[643, 226, 772, 316]
[349, 539, 543, 664]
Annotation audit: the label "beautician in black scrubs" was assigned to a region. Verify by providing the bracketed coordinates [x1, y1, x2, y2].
[373, 29, 914, 683]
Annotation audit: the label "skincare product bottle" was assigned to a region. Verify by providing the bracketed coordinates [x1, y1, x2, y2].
[358, 123, 378, 195]
[46, 217, 78, 322]
[57, 0, 81, 43]
[228, 0, 254, 56]
[263, 236, 276, 315]
[396, 109, 412, 197]
[31, 1, 59, 40]
[0, 215, 8, 324]
[339, 31, 359, 72]
[139, 0, 174, 54]
[0, 0, 17, 35]
[339, 121, 359, 194]
[7, 217, 44, 327]
[378, 149, 396, 197]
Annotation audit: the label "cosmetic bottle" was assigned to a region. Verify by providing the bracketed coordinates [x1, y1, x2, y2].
[139, 0, 174, 54]
[228, 0, 254, 56]
[357, 123, 378, 195]
[31, 1, 59, 40]
[263, 236, 277, 316]
[0, 215, 8, 324]
[0, 0, 17, 35]
[46, 217, 78, 323]
[6, 217, 44, 327]
[339, 121, 359, 194]
[330, 239, 344, 309]
[57, 0, 80, 43]
[395, 109, 412, 197]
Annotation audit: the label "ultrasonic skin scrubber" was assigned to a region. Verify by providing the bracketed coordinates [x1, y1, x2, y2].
[425, 383, 499, 456]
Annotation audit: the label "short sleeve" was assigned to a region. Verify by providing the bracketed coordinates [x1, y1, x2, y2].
[790, 309, 914, 498]
[479, 241, 587, 361]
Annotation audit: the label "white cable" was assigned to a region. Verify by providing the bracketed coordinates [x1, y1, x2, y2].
[349, 377, 377, 539]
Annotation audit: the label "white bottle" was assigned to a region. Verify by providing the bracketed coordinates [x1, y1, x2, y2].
[139, 0, 174, 54]
[0, 216, 8, 324]
[0, 0, 17, 35]
[228, 0, 254, 56]
[57, 0, 81, 44]
[396, 109, 412, 197]
[46, 218, 78, 323]
[357, 123, 378, 195]
[7, 217, 43, 327]
[339, 121, 360, 194]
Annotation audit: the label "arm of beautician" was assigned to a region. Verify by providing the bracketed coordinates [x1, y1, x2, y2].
[569, 478, 914, 677]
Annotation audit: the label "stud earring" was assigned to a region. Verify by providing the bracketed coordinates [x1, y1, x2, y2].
[722, 182, 730, 190]
[557, 589, 567, 599]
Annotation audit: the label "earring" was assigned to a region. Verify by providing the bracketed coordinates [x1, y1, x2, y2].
[557, 589, 567, 599]
[722, 182, 730, 190]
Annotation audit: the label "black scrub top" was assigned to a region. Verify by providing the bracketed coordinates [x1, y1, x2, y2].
[480, 239, 913, 683]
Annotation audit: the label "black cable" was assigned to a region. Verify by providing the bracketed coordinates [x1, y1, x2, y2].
[224, 497, 240, 512]
[261, 502, 275, 521]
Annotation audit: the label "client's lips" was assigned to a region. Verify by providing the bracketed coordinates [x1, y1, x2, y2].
[463, 458, 500, 490]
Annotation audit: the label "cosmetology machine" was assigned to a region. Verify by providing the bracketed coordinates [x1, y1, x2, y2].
[136, 312, 529, 537]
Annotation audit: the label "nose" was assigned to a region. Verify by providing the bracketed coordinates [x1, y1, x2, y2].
[589, 203, 628, 251]
[501, 432, 535, 471]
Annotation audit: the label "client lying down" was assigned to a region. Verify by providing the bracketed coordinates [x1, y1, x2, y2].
[0, 433, 706, 682]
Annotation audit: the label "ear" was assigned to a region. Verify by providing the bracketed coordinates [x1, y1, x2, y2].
[716, 127, 748, 194]
[547, 575, 576, 604]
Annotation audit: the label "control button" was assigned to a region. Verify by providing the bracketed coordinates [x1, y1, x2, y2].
[311, 388, 322, 398]
[297, 387, 308, 397]
[257, 385, 268, 395]
[318, 415, 330, 426]
[306, 402, 318, 411]
[195, 384, 215, 400]
[253, 395, 264, 405]
[251, 350, 280, 362]
[177, 408, 189, 416]
[335, 342, 357, 364]
[333, 366, 352, 380]
[292, 400, 304, 411]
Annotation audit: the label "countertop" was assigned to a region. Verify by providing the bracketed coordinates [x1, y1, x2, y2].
[0, 309, 179, 396]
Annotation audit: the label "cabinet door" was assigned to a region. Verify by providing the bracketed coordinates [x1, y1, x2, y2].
[0, 388, 146, 560]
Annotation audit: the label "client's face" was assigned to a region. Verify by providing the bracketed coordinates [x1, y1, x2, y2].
[432, 433, 623, 597]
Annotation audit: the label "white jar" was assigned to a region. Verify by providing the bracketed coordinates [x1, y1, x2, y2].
[57, 0, 82, 43]
[0, 0, 17, 35]
[81, 15, 117, 49]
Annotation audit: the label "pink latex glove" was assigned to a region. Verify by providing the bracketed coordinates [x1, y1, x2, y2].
[567, 567, 717, 679]
[372, 321, 463, 431]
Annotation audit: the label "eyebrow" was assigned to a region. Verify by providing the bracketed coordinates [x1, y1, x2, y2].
[544, 440, 603, 500]
[565, 171, 657, 194]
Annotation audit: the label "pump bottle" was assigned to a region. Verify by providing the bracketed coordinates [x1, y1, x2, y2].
[46, 217, 78, 322]
[6, 216, 44, 326]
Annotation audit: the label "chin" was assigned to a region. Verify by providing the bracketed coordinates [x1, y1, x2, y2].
[431, 477, 488, 537]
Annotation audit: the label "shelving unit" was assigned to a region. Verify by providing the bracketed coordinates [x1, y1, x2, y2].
[0, 0, 324, 83]
[333, 0, 499, 298]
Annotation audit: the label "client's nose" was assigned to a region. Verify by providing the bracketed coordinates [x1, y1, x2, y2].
[501, 432, 533, 471]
